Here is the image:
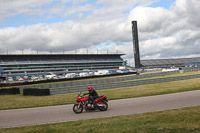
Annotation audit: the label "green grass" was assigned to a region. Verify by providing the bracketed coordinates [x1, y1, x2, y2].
[1, 71, 200, 132]
[1, 105, 200, 133]
[0, 78, 200, 110]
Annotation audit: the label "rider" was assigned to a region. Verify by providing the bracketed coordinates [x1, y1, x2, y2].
[85, 86, 99, 104]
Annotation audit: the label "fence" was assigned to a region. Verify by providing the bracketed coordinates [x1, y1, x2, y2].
[182, 67, 200, 72]
[19, 71, 178, 93]
[49, 74, 200, 94]
[18, 69, 200, 95]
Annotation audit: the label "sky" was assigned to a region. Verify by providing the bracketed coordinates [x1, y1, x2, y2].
[0, 0, 200, 66]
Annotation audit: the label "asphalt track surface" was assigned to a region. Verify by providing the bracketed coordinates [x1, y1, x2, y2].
[0, 90, 200, 129]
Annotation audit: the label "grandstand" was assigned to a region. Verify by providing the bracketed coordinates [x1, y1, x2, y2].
[0, 54, 125, 79]
[140, 57, 200, 68]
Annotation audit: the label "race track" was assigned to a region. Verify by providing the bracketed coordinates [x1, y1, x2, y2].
[0, 90, 200, 129]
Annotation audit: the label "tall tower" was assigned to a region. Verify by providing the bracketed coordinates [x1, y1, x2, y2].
[132, 21, 141, 68]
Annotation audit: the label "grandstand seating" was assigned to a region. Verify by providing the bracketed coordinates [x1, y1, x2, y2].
[0, 54, 123, 65]
[141, 57, 200, 68]
[0, 54, 125, 77]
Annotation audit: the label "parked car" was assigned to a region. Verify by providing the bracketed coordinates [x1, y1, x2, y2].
[31, 75, 39, 81]
[7, 77, 13, 82]
[65, 73, 76, 78]
[45, 73, 57, 79]
[79, 72, 89, 77]
[94, 70, 109, 75]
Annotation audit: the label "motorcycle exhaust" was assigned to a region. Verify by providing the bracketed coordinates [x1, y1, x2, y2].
[98, 104, 105, 107]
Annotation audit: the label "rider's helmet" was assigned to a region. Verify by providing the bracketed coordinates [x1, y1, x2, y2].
[88, 86, 93, 91]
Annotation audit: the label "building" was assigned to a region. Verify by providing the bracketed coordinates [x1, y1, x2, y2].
[0, 54, 125, 79]
[184, 62, 200, 67]
[140, 57, 200, 68]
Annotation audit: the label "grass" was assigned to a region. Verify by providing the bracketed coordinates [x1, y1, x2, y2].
[0, 77, 200, 110]
[101, 78, 200, 100]
[1, 105, 200, 133]
[1, 71, 200, 132]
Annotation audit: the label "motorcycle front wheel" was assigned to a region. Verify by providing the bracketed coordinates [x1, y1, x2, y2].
[99, 102, 108, 111]
[73, 104, 83, 114]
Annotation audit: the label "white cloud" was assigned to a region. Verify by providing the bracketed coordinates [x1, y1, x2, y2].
[173, 0, 200, 27]
[0, 0, 200, 66]
[0, 0, 54, 21]
[128, 6, 174, 32]
[125, 0, 200, 64]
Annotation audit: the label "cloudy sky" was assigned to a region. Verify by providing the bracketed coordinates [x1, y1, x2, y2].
[0, 0, 200, 66]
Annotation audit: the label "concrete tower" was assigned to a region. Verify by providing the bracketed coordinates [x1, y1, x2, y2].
[132, 21, 141, 68]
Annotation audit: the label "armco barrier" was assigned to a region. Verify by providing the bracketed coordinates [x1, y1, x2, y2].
[50, 75, 197, 94]
[51, 71, 180, 89]
[0, 88, 20, 95]
[92, 74, 200, 92]
[0, 72, 138, 87]
[20, 71, 200, 95]
[23, 88, 50, 96]
[182, 67, 200, 72]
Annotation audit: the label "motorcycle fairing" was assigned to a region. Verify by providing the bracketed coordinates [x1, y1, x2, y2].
[95, 95, 107, 103]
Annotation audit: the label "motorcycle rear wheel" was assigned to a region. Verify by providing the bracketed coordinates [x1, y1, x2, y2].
[99, 102, 108, 111]
[73, 104, 83, 114]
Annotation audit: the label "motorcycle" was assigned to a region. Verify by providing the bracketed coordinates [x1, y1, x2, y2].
[73, 92, 108, 114]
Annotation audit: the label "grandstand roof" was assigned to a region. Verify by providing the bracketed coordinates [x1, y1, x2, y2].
[140, 57, 200, 68]
[0, 54, 125, 65]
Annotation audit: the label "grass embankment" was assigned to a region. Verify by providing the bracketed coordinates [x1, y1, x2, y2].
[0, 77, 200, 110]
[1, 106, 200, 133]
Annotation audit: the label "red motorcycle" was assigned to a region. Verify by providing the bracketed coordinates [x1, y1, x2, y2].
[73, 92, 108, 114]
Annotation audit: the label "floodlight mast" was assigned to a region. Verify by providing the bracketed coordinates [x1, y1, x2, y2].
[132, 21, 141, 68]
